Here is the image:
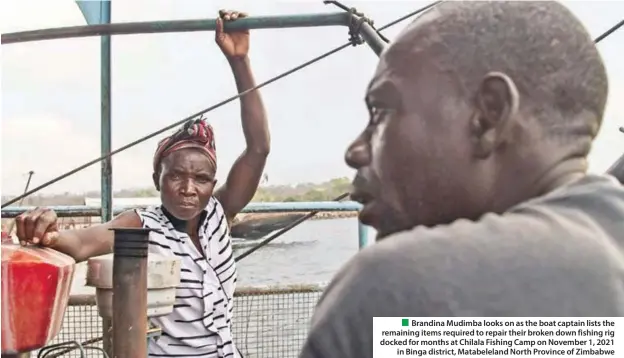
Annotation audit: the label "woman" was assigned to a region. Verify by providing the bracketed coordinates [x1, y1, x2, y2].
[15, 10, 268, 358]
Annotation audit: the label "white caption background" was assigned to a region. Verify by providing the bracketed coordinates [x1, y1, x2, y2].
[373, 317, 623, 358]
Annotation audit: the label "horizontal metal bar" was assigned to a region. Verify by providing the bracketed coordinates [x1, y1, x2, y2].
[68, 294, 98, 306]
[235, 283, 326, 296]
[0, 201, 363, 218]
[1, 12, 351, 45]
[67, 284, 326, 307]
[241, 201, 361, 213]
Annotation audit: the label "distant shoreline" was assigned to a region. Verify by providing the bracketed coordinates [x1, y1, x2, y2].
[0, 209, 359, 230]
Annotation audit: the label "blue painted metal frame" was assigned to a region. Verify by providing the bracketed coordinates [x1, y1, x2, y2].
[358, 221, 369, 248]
[0, 11, 378, 249]
[1, 201, 362, 218]
[1, 13, 353, 44]
[1, 201, 370, 247]
[75, 0, 112, 225]
[100, 1, 113, 224]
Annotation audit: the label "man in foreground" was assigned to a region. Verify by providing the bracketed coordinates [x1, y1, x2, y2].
[299, 1, 624, 357]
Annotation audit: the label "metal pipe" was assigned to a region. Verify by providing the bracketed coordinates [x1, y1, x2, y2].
[110, 228, 150, 358]
[101, 1, 113, 224]
[238, 201, 361, 212]
[357, 20, 387, 56]
[102, 317, 113, 358]
[1, 201, 363, 218]
[68, 294, 98, 305]
[1, 13, 351, 45]
[358, 221, 369, 249]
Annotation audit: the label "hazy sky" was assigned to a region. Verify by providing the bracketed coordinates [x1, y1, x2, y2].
[2, 0, 623, 195]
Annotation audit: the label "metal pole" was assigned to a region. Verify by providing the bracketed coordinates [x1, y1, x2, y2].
[1, 13, 351, 45]
[358, 221, 369, 249]
[1, 201, 363, 218]
[356, 19, 379, 248]
[110, 228, 150, 358]
[102, 317, 113, 358]
[357, 20, 387, 56]
[101, 1, 112, 223]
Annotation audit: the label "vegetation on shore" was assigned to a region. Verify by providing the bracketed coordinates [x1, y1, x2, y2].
[1, 177, 357, 220]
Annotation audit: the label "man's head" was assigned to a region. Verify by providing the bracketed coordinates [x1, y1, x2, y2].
[347, 1, 608, 238]
[153, 119, 218, 220]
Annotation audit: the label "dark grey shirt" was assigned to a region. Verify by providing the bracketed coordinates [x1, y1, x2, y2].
[299, 174, 624, 358]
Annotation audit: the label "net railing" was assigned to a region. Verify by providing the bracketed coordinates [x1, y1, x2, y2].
[48, 284, 325, 357]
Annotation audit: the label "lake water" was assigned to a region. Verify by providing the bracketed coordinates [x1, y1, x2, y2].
[70, 217, 372, 294]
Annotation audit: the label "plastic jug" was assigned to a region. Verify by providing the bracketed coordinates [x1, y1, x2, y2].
[1, 244, 75, 354]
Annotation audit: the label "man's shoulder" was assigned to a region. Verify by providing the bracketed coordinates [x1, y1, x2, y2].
[331, 174, 624, 315]
[300, 175, 624, 358]
[369, 174, 624, 267]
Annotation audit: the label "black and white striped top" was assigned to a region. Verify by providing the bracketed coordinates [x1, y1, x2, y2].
[136, 197, 239, 358]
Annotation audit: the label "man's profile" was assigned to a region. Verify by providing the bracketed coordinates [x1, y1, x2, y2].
[299, 1, 624, 357]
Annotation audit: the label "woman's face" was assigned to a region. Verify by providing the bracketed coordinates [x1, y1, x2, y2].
[155, 148, 217, 220]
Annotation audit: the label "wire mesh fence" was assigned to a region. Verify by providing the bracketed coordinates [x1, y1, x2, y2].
[45, 284, 324, 357]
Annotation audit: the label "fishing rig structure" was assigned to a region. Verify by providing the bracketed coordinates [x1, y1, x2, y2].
[1, 1, 623, 357]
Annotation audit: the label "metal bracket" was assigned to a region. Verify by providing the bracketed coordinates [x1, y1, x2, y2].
[324, 0, 389, 55]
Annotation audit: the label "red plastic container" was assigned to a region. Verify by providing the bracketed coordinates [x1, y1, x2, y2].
[1, 244, 75, 354]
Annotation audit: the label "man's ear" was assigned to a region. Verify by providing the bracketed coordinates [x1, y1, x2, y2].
[152, 172, 161, 191]
[470, 71, 520, 159]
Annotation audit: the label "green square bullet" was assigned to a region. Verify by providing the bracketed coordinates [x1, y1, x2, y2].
[402, 318, 409, 327]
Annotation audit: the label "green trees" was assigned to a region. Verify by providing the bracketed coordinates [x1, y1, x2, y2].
[0, 177, 354, 206]
[250, 177, 351, 202]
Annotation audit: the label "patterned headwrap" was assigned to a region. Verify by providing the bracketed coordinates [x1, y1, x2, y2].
[153, 117, 217, 173]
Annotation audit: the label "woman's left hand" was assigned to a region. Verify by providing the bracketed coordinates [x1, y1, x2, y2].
[215, 10, 249, 60]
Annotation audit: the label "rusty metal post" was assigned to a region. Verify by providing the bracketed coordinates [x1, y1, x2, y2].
[111, 228, 151, 358]
[102, 317, 113, 357]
